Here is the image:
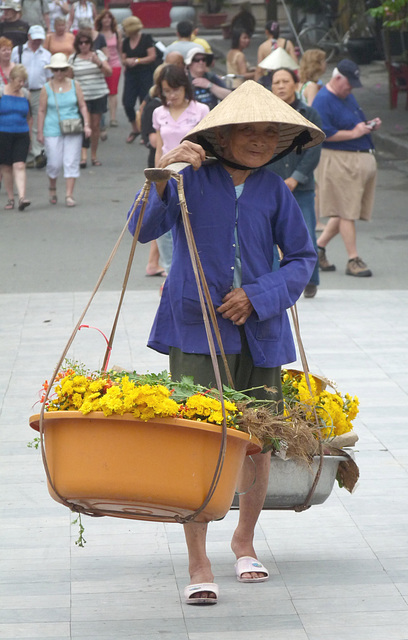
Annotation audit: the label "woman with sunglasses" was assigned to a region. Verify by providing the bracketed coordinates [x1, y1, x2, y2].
[68, 30, 111, 167]
[37, 53, 90, 207]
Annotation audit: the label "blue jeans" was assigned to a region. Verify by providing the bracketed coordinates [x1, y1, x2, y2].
[293, 190, 319, 287]
[272, 190, 319, 286]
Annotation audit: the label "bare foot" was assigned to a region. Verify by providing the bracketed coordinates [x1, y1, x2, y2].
[188, 564, 216, 600]
[231, 534, 267, 581]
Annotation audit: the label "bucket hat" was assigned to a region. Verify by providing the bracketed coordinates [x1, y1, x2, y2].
[45, 52, 72, 69]
[183, 80, 325, 163]
[28, 25, 46, 40]
[0, 0, 21, 11]
[122, 16, 143, 36]
[258, 47, 299, 71]
[184, 46, 214, 67]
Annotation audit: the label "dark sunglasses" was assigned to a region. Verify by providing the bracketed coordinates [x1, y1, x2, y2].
[79, 40, 91, 45]
[193, 56, 207, 63]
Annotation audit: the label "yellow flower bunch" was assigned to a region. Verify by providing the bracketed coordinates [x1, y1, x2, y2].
[281, 369, 359, 439]
[181, 394, 240, 428]
[45, 369, 240, 427]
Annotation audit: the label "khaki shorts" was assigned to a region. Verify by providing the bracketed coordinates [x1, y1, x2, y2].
[316, 149, 377, 221]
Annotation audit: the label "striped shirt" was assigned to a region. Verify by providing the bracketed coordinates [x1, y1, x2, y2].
[68, 50, 108, 101]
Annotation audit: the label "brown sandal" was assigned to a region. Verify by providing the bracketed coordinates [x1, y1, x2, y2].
[49, 189, 57, 205]
[4, 199, 14, 210]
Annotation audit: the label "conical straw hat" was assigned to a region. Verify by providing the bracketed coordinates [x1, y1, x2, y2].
[258, 47, 299, 71]
[183, 80, 325, 158]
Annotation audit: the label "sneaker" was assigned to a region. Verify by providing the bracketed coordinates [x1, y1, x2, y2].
[304, 284, 317, 298]
[346, 257, 372, 277]
[317, 246, 336, 271]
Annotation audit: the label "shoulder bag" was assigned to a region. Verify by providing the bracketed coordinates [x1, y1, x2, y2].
[53, 80, 83, 135]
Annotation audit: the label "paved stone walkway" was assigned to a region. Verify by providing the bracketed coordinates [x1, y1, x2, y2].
[1, 289, 408, 639]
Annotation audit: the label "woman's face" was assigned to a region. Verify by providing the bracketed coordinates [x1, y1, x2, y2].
[161, 79, 186, 108]
[55, 20, 66, 35]
[271, 69, 297, 105]
[52, 67, 68, 80]
[78, 38, 92, 53]
[0, 45, 12, 61]
[101, 14, 112, 28]
[239, 32, 250, 49]
[218, 122, 280, 168]
[10, 74, 25, 91]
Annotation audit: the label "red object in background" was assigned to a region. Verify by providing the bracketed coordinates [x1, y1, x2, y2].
[131, 1, 171, 28]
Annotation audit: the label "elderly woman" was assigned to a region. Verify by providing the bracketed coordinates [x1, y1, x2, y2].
[121, 16, 156, 144]
[0, 64, 32, 210]
[127, 81, 324, 604]
[37, 53, 90, 207]
[43, 16, 75, 57]
[69, 30, 111, 167]
[47, 0, 70, 32]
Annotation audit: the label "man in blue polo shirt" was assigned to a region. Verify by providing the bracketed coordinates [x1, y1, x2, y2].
[313, 59, 381, 277]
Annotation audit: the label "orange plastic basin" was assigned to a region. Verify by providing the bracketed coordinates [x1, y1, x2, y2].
[29, 412, 260, 523]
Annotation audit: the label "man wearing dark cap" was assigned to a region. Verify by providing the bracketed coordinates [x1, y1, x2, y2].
[313, 59, 381, 277]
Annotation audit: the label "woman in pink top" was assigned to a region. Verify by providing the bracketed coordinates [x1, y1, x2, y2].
[153, 64, 209, 277]
[95, 9, 122, 126]
[153, 64, 209, 166]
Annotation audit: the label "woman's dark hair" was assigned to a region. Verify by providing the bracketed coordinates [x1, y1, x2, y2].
[265, 20, 280, 38]
[231, 28, 249, 50]
[271, 67, 298, 84]
[156, 64, 194, 106]
[74, 30, 93, 53]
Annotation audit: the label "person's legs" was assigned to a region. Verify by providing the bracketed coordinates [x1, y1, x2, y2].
[294, 190, 319, 287]
[122, 74, 139, 135]
[90, 113, 102, 163]
[316, 216, 340, 271]
[156, 231, 173, 276]
[317, 215, 340, 248]
[145, 240, 165, 276]
[169, 339, 281, 593]
[1, 164, 14, 204]
[45, 136, 63, 204]
[13, 161, 28, 201]
[26, 90, 43, 163]
[62, 134, 81, 203]
[339, 218, 357, 259]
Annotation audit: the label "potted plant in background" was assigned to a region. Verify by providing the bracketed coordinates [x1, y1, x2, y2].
[368, 0, 408, 60]
[345, 0, 379, 64]
[199, 0, 229, 29]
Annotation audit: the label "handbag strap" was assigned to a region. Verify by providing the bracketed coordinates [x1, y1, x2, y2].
[51, 79, 78, 124]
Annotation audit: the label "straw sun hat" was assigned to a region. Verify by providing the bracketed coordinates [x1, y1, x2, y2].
[183, 80, 325, 164]
[45, 53, 72, 69]
[258, 47, 299, 71]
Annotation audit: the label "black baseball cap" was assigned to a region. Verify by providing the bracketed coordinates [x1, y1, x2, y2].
[337, 59, 362, 88]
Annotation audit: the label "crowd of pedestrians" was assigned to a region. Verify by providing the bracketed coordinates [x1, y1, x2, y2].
[0, 6, 380, 283]
[0, 4, 385, 612]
